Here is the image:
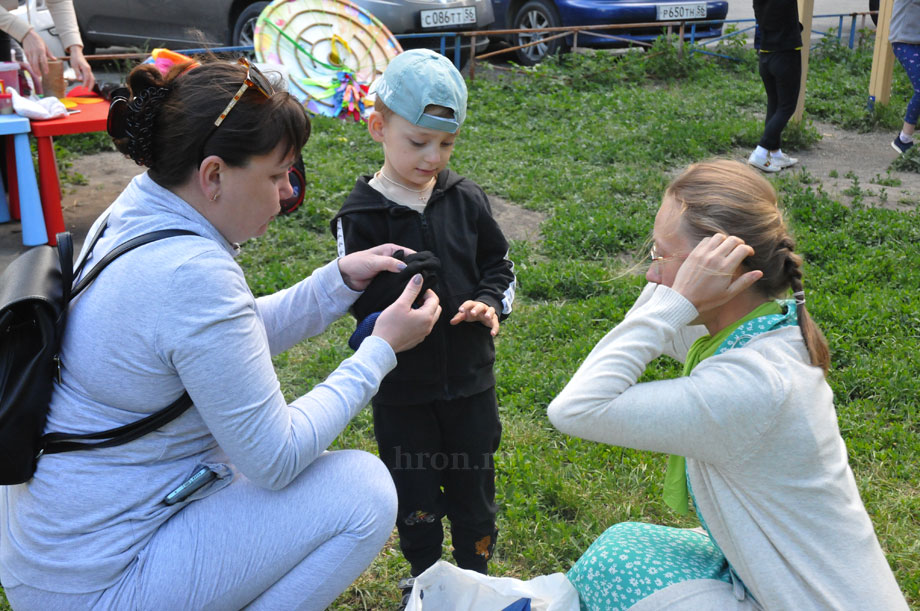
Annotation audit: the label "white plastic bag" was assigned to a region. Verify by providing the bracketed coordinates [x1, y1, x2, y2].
[405, 561, 580, 611]
[9, 87, 67, 120]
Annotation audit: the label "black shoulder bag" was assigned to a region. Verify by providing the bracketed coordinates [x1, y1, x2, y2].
[0, 223, 197, 485]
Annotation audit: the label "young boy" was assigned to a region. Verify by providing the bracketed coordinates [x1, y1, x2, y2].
[330, 49, 516, 589]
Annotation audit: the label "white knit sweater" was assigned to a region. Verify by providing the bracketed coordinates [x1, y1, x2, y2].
[548, 283, 907, 610]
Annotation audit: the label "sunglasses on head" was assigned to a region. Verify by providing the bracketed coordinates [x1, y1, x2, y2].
[106, 57, 275, 143]
[198, 57, 275, 161]
[212, 57, 274, 128]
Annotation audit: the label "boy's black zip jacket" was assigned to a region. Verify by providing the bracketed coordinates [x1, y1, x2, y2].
[330, 169, 515, 405]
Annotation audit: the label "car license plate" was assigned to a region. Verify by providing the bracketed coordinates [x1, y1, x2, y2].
[420, 7, 477, 29]
[656, 3, 707, 20]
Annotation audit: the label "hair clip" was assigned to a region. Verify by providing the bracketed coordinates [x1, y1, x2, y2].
[793, 290, 806, 306]
[106, 87, 131, 138]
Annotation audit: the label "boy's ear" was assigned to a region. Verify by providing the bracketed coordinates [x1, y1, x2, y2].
[367, 110, 385, 142]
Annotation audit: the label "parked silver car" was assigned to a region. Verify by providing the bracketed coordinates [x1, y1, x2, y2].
[70, 0, 493, 57]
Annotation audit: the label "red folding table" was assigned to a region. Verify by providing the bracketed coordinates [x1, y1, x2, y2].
[29, 100, 110, 246]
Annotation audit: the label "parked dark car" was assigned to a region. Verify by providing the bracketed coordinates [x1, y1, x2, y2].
[489, 0, 729, 65]
[72, 0, 493, 58]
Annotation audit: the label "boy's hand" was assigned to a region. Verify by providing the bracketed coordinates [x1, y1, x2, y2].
[450, 300, 500, 337]
[338, 243, 417, 291]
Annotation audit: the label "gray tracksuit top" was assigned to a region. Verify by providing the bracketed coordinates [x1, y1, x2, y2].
[0, 172, 396, 593]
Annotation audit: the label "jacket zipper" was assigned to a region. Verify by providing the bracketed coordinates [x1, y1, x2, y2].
[419, 208, 452, 398]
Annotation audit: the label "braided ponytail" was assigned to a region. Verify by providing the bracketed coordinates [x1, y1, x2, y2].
[783, 249, 829, 374]
[665, 159, 831, 376]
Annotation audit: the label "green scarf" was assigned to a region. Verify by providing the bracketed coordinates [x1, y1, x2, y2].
[662, 300, 797, 515]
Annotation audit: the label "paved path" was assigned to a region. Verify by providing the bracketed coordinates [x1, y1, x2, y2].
[727, 0, 876, 46]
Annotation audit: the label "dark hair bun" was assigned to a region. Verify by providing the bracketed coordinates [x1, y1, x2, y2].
[110, 64, 173, 167]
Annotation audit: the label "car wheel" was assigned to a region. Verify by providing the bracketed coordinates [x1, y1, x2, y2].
[511, 0, 562, 66]
[232, 2, 270, 47]
[869, 0, 879, 25]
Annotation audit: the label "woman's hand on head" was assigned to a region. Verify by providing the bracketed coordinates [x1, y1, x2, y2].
[338, 243, 417, 291]
[671, 233, 763, 314]
[372, 274, 441, 353]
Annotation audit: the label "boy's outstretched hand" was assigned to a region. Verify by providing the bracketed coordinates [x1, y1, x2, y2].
[450, 300, 500, 337]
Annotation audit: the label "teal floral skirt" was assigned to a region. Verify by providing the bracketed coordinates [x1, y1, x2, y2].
[566, 522, 731, 610]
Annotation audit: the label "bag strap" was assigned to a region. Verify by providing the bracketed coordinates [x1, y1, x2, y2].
[57, 232, 74, 306]
[41, 392, 193, 455]
[41, 227, 200, 457]
[72, 229, 199, 300]
[72, 214, 110, 281]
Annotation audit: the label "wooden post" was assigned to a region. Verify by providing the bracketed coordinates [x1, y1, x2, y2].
[469, 35, 476, 81]
[868, 0, 895, 109]
[678, 22, 685, 59]
[792, 0, 814, 122]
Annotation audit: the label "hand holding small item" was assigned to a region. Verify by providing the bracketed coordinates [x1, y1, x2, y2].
[21, 29, 54, 78]
[65, 44, 94, 91]
[338, 242, 415, 291]
[373, 274, 441, 353]
[21, 29, 95, 93]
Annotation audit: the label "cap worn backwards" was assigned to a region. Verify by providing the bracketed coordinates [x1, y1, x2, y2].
[373, 49, 467, 134]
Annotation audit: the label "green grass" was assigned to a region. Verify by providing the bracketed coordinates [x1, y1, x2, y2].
[2, 33, 917, 610]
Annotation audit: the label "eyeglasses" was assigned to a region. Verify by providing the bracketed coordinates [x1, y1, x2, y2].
[200, 57, 275, 160]
[649, 244, 667, 265]
[648, 244, 687, 267]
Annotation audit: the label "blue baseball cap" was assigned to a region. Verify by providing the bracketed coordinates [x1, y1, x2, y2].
[373, 49, 467, 133]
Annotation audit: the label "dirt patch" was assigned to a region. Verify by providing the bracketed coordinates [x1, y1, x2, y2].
[61, 151, 145, 220]
[488, 195, 545, 243]
[774, 121, 920, 211]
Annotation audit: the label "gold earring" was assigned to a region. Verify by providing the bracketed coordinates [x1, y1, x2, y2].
[211, 192, 219, 201]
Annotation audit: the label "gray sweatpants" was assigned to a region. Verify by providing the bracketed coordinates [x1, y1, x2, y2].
[5, 450, 397, 610]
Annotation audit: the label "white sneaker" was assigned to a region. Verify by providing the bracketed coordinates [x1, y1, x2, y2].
[747, 151, 781, 173]
[770, 151, 798, 168]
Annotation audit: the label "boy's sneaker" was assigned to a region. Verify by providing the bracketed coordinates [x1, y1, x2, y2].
[892, 135, 914, 154]
[396, 577, 415, 610]
[770, 151, 798, 168]
[747, 151, 781, 173]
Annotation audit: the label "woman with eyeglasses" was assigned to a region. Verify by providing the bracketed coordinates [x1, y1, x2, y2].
[549, 160, 907, 609]
[0, 58, 440, 610]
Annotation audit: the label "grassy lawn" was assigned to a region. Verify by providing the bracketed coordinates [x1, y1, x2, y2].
[2, 31, 917, 610]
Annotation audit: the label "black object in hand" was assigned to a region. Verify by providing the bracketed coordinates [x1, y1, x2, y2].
[352, 250, 441, 321]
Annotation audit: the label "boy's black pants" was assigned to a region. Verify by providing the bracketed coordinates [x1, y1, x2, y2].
[758, 49, 802, 151]
[372, 387, 501, 577]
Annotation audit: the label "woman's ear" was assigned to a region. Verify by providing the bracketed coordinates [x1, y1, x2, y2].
[198, 155, 223, 202]
[366, 110, 385, 143]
